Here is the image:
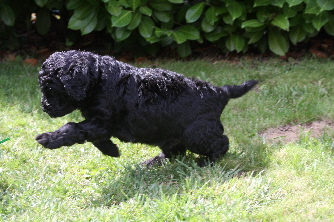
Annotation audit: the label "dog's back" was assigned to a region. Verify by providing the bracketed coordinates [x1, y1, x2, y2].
[114, 69, 257, 145]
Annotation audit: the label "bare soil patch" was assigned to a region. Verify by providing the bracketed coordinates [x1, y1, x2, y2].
[260, 119, 334, 143]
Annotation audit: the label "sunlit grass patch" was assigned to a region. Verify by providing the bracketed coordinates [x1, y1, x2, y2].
[1, 58, 333, 221]
[253, 138, 334, 221]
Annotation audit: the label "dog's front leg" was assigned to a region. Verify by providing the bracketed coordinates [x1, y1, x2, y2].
[92, 140, 119, 157]
[36, 120, 120, 157]
[36, 122, 86, 149]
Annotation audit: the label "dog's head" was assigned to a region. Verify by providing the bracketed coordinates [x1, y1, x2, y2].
[38, 50, 99, 117]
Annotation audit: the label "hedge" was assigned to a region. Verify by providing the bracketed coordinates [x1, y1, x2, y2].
[1, 0, 334, 57]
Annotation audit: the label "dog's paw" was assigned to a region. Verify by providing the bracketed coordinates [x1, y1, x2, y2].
[92, 140, 120, 157]
[141, 153, 168, 167]
[36, 133, 64, 149]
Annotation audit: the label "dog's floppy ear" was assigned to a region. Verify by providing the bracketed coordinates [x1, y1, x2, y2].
[59, 62, 90, 101]
[58, 51, 100, 101]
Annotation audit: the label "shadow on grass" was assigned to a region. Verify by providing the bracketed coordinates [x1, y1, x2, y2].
[92, 140, 272, 206]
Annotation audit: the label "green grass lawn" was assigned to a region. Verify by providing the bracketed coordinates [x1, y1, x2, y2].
[0, 57, 333, 221]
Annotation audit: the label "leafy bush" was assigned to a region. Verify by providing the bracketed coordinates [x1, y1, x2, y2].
[1, 0, 334, 56]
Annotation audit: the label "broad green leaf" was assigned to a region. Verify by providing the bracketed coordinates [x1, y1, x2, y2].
[223, 14, 234, 25]
[257, 38, 268, 53]
[68, 11, 95, 30]
[0, 5, 15, 26]
[305, 1, 321, 14]
[66, 31, 77, 46]
[155, 27, 165, 37]
[177, 25, 200, 40]
[115, 27, 131, 41]
[155, 28, 172, 37]
[127, 10, 142, 30]
[271, 0, 285, 7]
[88, 0, 100, 7]
[168, 0, 183, 3]
[154, 11, 171, 22]
[202, 18, 216, 32]
[74, 3, 94, 19]
[254, 0, 271, 7]
[204, 27, 228, 42]
[244, 25, 266, 32]
[94, 12, 107, 31]
[140, 6, 152, 16]
[171, 30, 187, 44]
[290, 14, 303, 26]
[223, 24, 238, 33]
[68, 16, 82, 30]
[127, 0, 141, 10]
[242, 19, 264, 28]
[234, 34, 245, 52]
[302, 22, 316, 33]
[175, 5, 187, 22]
[271, 14, 289, 31]
[161, 36, 174, 46]
[247, 31, 264, 44]
[81, 13, 97, 35]
[34, 0, 48, 7]
[186, 2, 205, 23]
[150, 2, 172, 11]
[227, 2, 243, 20]
[317, 0, 334, 11]
[36, 7, 51, 35]
[289, 25, 306, 44]
[225, 35, 235, 51]
[256, 7, 270, 22]
[311, 12, 329, 31]
[286, 0, 303, 7]
[146, 35, 161, 44]
[205, 7, 218, 25]
[224, 0, 235, 6]
[283, 4, 298, 18]
[66, 0, 83, 10]
[268, 27, 288, 56]
[226, 34, 245, 52]
[177, 41, 191, 58]
[106, 1, 122, 16]
[215, 7, 227, 16]
[324, 14, 334, 36]
[161, 20, 174, 30]
[119, 0, 129, 7]
[138, 16, 155, 38]
[111, 10, 132, 27]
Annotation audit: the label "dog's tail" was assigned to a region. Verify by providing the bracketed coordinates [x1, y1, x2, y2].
[222, 80, 258, 99]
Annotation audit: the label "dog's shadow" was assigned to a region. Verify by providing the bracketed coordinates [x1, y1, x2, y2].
[90, 154, 262, 207]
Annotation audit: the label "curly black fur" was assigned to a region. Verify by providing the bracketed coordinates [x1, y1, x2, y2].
[36, 50, 258, 166]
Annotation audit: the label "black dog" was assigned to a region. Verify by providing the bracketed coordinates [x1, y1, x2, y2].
[36, 50, 257, 166]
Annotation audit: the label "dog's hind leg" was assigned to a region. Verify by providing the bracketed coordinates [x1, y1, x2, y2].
[197, 135, 229, 167]
[142, 143, 186, 167]
[92, 140, 120, 157]
[183, 121, 229, 166]
[141, 153, 167, 167]
[161, 143, 187, 162]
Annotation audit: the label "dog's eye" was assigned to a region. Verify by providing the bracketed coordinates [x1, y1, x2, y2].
[43, 87, 56, 96]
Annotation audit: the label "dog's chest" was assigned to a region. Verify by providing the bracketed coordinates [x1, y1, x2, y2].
[111, 112, 181, 145]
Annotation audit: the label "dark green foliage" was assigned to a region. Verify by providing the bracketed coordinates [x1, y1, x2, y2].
[1, 0, 334, 56]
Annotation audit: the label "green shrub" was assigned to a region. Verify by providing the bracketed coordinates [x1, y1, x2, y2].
[1, 0, 334, 56]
